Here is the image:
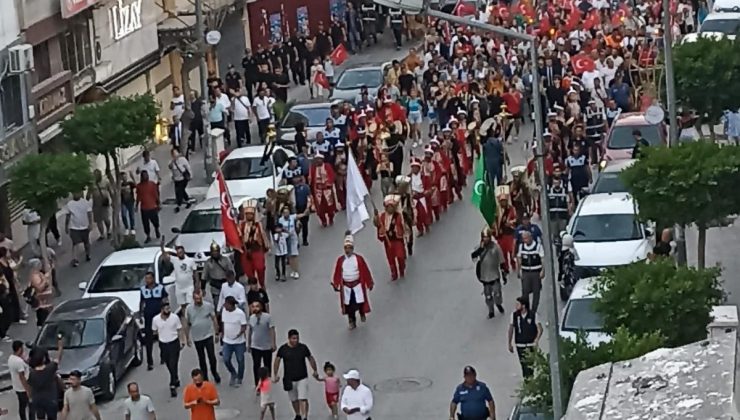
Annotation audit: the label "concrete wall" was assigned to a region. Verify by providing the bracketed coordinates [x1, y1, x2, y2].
[0, 0, 20, 49]
[21, 0, 60, 28]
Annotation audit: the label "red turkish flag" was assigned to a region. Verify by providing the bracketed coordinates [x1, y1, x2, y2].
[611, 3, 631, 27]
[314, 71, 330, 89]
[492, 4, 510, 19]
[565, 10, 581, 31]
[454, 0, 477, 16]
[511, 1, 535, 19]
[329, 44, 348, 66]
[538, 17, 552, 36]
[571, 54, 596, 75]
[584, 10, 601, 30]
[217, 171, 243, 251]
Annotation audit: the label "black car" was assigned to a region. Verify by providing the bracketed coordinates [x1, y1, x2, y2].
[30, 297, 142, 400]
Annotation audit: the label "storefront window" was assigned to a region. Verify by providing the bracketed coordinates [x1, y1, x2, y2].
[0, 75, 24, 130]
[33, 41, 52, 84]
[60, 19, 93, 75]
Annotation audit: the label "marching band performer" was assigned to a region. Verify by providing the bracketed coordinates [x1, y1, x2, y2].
[409, 157, 431, 235]
[240, 200, 270, 288]
[493, 192, 517, 274]
[421, 147, 443, 222]
[334, 143, 348, 211]
[309, 153, 338, 227]
[332, 233, 374, 330]
[430, 138, 451, 212]
[509, 166, 533, 223]
[454, 109, 472, 177]
[373, 195, 408, 281]
[395, 175, 415, 256]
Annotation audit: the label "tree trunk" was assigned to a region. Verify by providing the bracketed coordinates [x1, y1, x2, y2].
[105, 153, 123, 248]
[38, 217, 49, 272]
[180, 60, 193, 156]
[697, 225, 707, 269]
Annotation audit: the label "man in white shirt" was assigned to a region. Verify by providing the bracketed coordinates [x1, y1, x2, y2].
[220, 296, 247, 387]
[172, 246, 197, 315]
[123, 382, 156, 420]
[341, 370, 373, 420]
[253, 88, 274, 143]
[233, 89, 252, 147]
[152, 301, 183, 397]
[136, 150, 161, 185]
[214, 86, 232, 145]
[170, 86, 185, 119]
[9, 341, 32, 420]
[217, 270, 246, 312]
[65, 192, 92, 267]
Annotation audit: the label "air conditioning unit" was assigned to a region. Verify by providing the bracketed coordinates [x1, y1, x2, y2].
[9, 44, 34, 74]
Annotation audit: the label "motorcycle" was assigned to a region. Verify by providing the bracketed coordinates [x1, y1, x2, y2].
[555, 235, 577, 301]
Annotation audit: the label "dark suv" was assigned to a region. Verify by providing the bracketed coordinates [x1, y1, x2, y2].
[30, 297, 142, 400]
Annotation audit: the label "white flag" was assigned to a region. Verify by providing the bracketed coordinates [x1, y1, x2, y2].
[346, 150, 370, 234]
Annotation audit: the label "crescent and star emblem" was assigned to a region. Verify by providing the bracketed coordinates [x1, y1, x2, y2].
[474, 180, 486, 196]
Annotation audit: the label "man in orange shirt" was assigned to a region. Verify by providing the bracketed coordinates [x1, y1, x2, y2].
[135, 170, 161, 243]
[184, 368, 220, 420]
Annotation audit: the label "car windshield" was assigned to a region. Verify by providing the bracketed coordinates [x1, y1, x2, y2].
[222, 157, 271, 180]
[571, 214, 643, 242]
[180, 210, 221, 234]
[282, 108, 330, 128]
[592, 172, 626, 194]
[88, 263, 152, 292]
[562, 298, 604, 332]
[607, 124, 662, 149]
[700, 19, 740, 34]
[37, 319, 105, 348]
[336, 70, 382, 90]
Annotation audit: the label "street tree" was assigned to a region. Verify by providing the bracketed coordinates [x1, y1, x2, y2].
[592, 259, 724, 348]
[61, 94, 159, 246]
[620, 141, 740, 268]
[673, 37, 740, 139]
[9, 153, 92, 265]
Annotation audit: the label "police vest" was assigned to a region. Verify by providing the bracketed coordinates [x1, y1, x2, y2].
[547, 186, 568, 214]
[361, 5, 376, 20]
[390, 10, 403, 24]
[513, 311, 538, 345]
[519, 241, 542, 271]
[586, 111, 605, 140]
[141, 284, 165, 299]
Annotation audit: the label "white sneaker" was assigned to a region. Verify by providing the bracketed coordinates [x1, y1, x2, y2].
[2, 336, 11, 343]
[293, 272, 300, 279]
[412, 141, 418, 148]
[18, 319, 27, 325]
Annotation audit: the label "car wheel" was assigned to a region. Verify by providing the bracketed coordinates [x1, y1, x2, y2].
[100, 366, 116, 401]
[131, 337, 143, 367]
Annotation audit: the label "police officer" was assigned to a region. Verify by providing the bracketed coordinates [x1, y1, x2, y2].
[516, 231, 545, 313]
[547, 176, 572, 239]
[507, 296, 542, 378]
[241, 49, 259, 101]
[565, 144, 591, 207]
[201, 243, 234, 310]
[360, 0, 378, 46]
[139, 271, 168, 370]
[283, 35, 301, 85]
[585, 99, 606, 163]
[389, 8, 405, 50]
[449, 366, 496, 420]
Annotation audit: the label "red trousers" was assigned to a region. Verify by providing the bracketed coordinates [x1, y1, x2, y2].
[383, 239, 406, 280]
[440, 189, 450, 211]
[316, 196, 336, 227]
[241, 250, 266, 288]
[496, 234, 516, 272]
[415, 201, 430, 234]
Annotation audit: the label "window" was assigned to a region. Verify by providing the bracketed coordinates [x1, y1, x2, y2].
[0, 75, 24, 130]
[571, 214, 643, 242]
[87, 263, 153, 292]
[607, 124, 662, 149]
[281, 107, 331, 128]
[562, 298, 604, 332]
[60, 20, 93, 75]
[336, 69, 383, 89]
[106, 305, 127, 339]
[222, 157, 272, 180]
[33, 41, 52, 84]
[180, 210, 222, 234]
[37, 319, 105, 348]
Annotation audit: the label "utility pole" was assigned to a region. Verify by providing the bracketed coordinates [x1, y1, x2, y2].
[662, 0, 686, 265]
[195, 0, 214, 183]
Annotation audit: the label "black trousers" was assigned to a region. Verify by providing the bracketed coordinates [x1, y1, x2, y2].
[289, 61, 302, 84]
[516, 346, 534, 378]
[298, 214, 309, 244]
[250, 348, 273, 386]
[143, 316, 158, 367]
[16, 391, 31, 420]
[391, 25, 403, 47]
[33, 399, 57, 420]
[195, 337, 220, 382]
[258, 119, 271, 143]
[245, 78, 256, 101]
[346, 290, 364, 324]
[141, 209, 160, 238]
[174, 179, 190, 206]
[235, 119, 251, 147]
[189, 121, 204, 151]
[161, 339, 181, 387]
[46, 215, 60, 242]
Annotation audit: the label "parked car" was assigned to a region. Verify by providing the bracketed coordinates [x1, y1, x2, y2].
[79, 247, 177, 313]
[696, 11, 740, 38]
[509, 401, 554, 419]
[329, 64, 391, 105]
[591, 159, 636, 194]
[559, 278, 611, 347]
[602, 113, 666, 163]
[30, 297, 142, 400]
[565, 192, 652, 279]
[278, 102, 334, 146]
[205, 145, 294, 204]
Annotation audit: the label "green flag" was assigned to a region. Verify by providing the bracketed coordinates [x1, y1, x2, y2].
[471, 157, 497, 225]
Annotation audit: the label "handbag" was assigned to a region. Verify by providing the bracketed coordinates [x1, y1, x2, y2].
[23, 285, 38, 308]
[176, 160, 191, 182]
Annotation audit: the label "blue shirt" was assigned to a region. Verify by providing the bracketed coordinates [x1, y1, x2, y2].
[452, 381, 493, 418]
[609, 83, 630, 109]
[295, 184, 311, 212]
[140, 284, 168, 318]
[515, 224, 543, 246]
[208, 102, 225, 123]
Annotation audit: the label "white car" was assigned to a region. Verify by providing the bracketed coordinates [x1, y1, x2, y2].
[79, 247, 177, 313]
[205, 145, 294, 203]
[682, 12, 740, 43]
[566, 192, 652, 279]
[559, 278, 611, 347]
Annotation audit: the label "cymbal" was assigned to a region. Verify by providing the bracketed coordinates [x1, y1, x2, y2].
[392, 120, 403, 132]
[368, 122, 378, 133]
[467, 122, 478, 131]
[479, 117, 497, 135]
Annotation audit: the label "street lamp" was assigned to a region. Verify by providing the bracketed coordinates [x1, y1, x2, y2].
[371, 0, 563, 416]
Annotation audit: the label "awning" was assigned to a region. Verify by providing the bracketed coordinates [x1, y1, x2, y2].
[38, 122, 63, 145]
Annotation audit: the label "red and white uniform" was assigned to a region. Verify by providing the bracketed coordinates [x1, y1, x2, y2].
[309, 159, 337, 226]
[240, 220, 267, 288]
[409, 166, 431, 233]
[331, 253, 374, 315]
[422, 155, 443, 221]
[376, 210, 407, 280]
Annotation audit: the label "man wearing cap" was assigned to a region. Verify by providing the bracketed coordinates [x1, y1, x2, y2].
[240, 202, 269, 289]
[309, 153, 338, 227]
[409, 158, 431, 235]
[373, 195, 408, 281]
[341, 370, 374, 420]
[332, 234, 374, 329]
[395, 175, 415, 256]
[450, 366, 496, 420]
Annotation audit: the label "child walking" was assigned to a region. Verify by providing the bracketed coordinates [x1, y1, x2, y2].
[257, 367, 275, 420]
[318, 361, 341, 419]
[272, 223, 288, 282]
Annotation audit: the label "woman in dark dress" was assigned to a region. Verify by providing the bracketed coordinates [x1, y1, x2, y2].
[0, 248, 21, 324]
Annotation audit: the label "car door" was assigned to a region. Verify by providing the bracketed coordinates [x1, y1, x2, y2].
[106, 305, 127, 373]
[116, 302, 138, 363]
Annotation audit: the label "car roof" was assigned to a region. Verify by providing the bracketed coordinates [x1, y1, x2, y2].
[223, 145, 271, 160]
[51, 297, 118, 321]
[614, 112, 650, 126]
[570, 277, 600, 300]
[703, 11, 740, 19]
[602, 159, 636, 173]
[577, 193, 635, 216]
[290, 102, 334, 111]
[193, 196, 248, 211]
[343, 66, 382, 72]
[100, 247, 159, 266]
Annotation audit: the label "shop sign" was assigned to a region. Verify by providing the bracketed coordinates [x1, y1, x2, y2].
[37, 86, 72, 121]
[110, 0, 143, 41]
[61, 0, 98, 19]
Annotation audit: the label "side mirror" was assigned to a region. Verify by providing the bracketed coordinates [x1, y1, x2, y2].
[162, 275, 176, 286]
[111, 334, 124, 343]
[645, 228, 653, 237]
[559, 230, 567, 239]
[25, 341, 33, 349]
[78, 282, 88, 291]
[171, 227, 181, 233]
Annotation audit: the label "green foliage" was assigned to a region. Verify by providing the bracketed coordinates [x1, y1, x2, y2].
[620, 141, 740, 229]
[592, 259, 724, 347]
[9, 154, 92, 219]
[673, 37, 740, 123]
[273, 99, 296, 123]
[61, 94, 159, 156]
[519, 328, 665, 412]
